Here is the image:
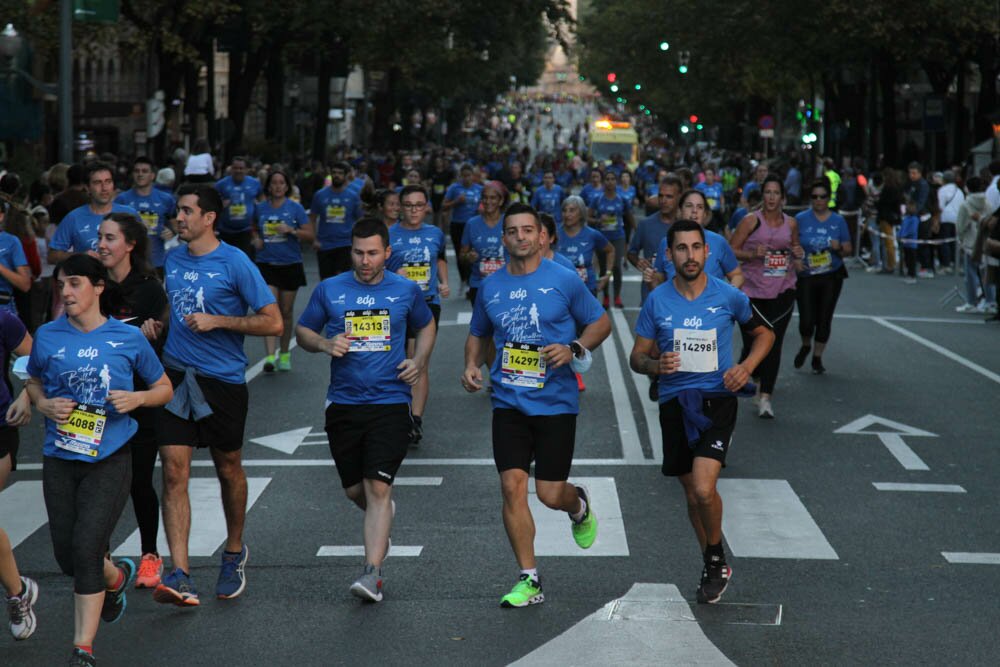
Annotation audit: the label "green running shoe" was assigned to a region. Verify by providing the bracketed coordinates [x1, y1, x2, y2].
[500, 574, 544, 608]
[278, 352, 291, 371]
[571, 485, 598, 549]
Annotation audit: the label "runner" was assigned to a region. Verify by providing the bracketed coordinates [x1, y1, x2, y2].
[556, 195, 613, 296]
[442, 165, 483, 294]
[728, 175, 803, 418]
[530, 170, 567, 223]
[0, 199, 31, 315]
[388, 185, 448, 447]
[460, 181, 508, 306]
[97, 213, 169, 589]
[26, 254, 172, 666]
[793, 180, 851, 374]
[461, 202, 611, 608]
[629, 218, 774, 604]
[0, 307, 35, 640]
[375, 189, 401, 228]
[628, 174, 681, 306]
[590, 170, 632, 308]
[49, 162, 138, 264]
[695, 167, 725, 233]
[114, 157, 178, 274]
[152, 184, 282, 607]
[296, 217, 436, 602]
[578, 168, 603, 207]
[310, 161, 363, 280]
[215, 156, 262, 258]
[251, 169, 314, 373]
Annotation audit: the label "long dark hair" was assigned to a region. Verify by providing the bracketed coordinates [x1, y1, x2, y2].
[54, 254, 116, 316]
[103, 212, 155, 278]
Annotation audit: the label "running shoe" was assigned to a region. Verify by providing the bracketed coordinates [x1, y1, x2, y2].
[955, 303, 979, 313]
[793, 345, 811, 369]
[101, 558, 136, 623]
[811, 357, 826, 375]
[571, 485, 598, 549]
[7, 576, 38, 640]
[153, 568, 200, 606]
[576, 372, 586, 392]
[602, 294, 610, 309]
[278, 352, 292, 371]
[614, 295, 624, 309]
[648, 377, 658, 402]
[69, 648, 97, 666]
[350, 564, 383, 602]
[917, 269, 934, 279]
[696, 561, 732, 604]
[216, 544, 249, 599]
[263, 355, 276, 373]
[135, 553, 163, 589]
[758, 397, 774, 419]
[500, 574, 544, 608]
[409, 415, 423, 447]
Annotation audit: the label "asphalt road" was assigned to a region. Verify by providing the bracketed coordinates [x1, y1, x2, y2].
[3, 247, 998, 666]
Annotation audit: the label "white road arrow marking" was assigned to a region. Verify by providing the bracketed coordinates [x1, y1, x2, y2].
[834, 414, 937, 471]
[0, 482, 47, 549]
[531, 477, 629, 556]
[250, 426, 327, 454]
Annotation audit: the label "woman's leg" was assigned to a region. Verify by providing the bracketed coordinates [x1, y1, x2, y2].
[278, 288, 297, 354]
[612, 238, 626, 301]
[879, 220, 896, 271]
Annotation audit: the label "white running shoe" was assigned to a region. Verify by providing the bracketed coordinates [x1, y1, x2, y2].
[758, 397, 774, 419]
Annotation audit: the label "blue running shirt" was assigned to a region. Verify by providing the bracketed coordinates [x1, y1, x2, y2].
[254, 199, 309, 265]
[387, 223, 447, 305]
[310, 187, 363, 251]
[590, 193, 628, 241]
[795, 210, 851, 276]
[530, 185, 566, 223]
[51, 204, 138, 254]
[443, 183, 483, 224]
[556, 225, 609, 291]
[461, 215, 506, 288]
[115, 188, 177, 267]
[215, 175, 262, 233]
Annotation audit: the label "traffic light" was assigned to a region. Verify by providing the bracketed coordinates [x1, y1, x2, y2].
[679, 65, 688, 75]
[579, 75, 586, 82]
[607, 72, 616, 83]
[680, 124, 690, 134]
[696, 123, 703, 130]
[610, 84, 619, 93]
[659, 41, 670, 51]
[678, 50, 690, 75]
[689, 115, 698, 123]
[634, 84, 642, 91]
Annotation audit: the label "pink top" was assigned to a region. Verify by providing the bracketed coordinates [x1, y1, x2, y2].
[739, 210, 797, 299]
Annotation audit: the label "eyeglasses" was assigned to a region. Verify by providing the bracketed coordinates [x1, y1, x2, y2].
[810, 194, 829, 200]
[402, 202, 426, 209]
[482, 195, 503, 202]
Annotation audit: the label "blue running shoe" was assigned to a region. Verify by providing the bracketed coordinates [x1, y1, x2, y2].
[101, 558, 136, 623]
[153, 568, 200, 607]
[216, 544, 249, 599]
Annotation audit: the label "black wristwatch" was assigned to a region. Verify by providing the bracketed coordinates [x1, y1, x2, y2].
[569, 341, 586, 359]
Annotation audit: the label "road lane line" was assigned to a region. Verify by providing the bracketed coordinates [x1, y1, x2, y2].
[876, 433, 930, 471]
[872, 317, 1000, 385]
[719, 479, 838, 559]
[600, 321, 644, 462]
[15, 458, 658, 470]
[394, 476, 443, 486]
[610, 308, 662, 463]
[317, 546, 423, 557]
[113, 477, 271, 557]
[530, 477, 629, 556]
[873, 482, 965, 493]
[0, 481, 47, 549]
[941, 552, 1000, 565]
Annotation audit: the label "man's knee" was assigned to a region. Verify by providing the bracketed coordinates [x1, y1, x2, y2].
[363, 479, 391, 503]
[344, 483, 364, 504]
[500, 472, 529, 506]
[213, 451, 245, 483]
[535, 482, 566, 510]
[161, 451, 191, 491]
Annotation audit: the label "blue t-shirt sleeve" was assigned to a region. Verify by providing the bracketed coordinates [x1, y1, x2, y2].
[444, 184, 459, 202]
[297, 285, 329, 333]
[836, 217, 851, 244]
[234, 253, 277, 311]
[294, 202, 308, 228]
[134, 333, 166, 385]
[654, 238, 668, 274]
[469, 287, 493, 338]
[11, 238, 27, 267]
[718, 238, 738, 274]
[460, 221, 473, 247]
[634, 298, 657, 340]
[26, 331, 44, 378]
[407, 284, 434, 331]
[0, 311, 26, 353]
[593, 231, 609, 251]
[386, 252, 404, 272]
[627, 224, 642, 254]
[729, 286, 753, 324]
[567, 274, 604, 326]
[51, 215, 74, 251]
[310, 192, 322, 216]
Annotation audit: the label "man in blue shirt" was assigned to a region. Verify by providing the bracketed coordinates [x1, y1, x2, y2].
[530, 171, 566, 223]
[310, 161, 364, 280]
[442, 164, 483, 293]
[115, 156, 177, 271]
[388, 185, 448, 446]
[627, 174, 681, 305]
[49, 162, 138, 264]
[296, 218, 436, 603]
[629, 219, 773, 606]
[695, 168, 726, 232]
[215, 156, 262, 258]
[152, 184, 282, 607]
[461, 202, 611, 608]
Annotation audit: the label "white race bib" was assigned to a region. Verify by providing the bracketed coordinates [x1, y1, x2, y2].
[672, 328, 718, 373]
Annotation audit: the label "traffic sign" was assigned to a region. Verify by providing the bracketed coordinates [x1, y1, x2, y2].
[758, 115, 775, 130]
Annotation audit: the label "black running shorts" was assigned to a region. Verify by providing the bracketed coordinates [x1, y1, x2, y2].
[0, 425, 18, 471]
[324, 403, 411, 488]
[658, 396, 737, 476]
[156, 368, 249, 452]
[492, 408, 576, 481]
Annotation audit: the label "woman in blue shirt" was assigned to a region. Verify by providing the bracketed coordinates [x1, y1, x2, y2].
[26, 254, 171, 666]
[793, 180, 852, 374]
[252, 169, 314, 373]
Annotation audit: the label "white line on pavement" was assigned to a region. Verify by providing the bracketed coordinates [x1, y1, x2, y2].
[317, 546, 423, 557]
[876, 433, 930, 471]
[872, 316, 1000, 385]
[610, 308, 662, 463]
[941, 552, 1000, 565]
[14, 458, 660, 471]
[600, 319, 644, 462]
[530, 477, 629, 556]
[873, 482, 966, 492]
[0, 482, 47, 549]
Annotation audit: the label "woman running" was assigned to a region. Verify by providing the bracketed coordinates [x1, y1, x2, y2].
[793, 180, 852, 374]
[729, 175, 803, 418]
[97, 213, 169, 588]
[460, 180, 508, 305]
[375, 189, 401, 228]
[26, 254, 172, 666]
[557, 195, 613, 296]
[589, 170, 632, 308]
[252, 169, 314, 373]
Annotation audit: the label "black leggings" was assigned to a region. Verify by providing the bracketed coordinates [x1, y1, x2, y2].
[740, 288, 796, 395]
[598, 238, 626, 298]
[129, 423, 160, 555]
[43, 447, 132, 595]
[450, 222, 471, 284]
[796, 273, 844, 345]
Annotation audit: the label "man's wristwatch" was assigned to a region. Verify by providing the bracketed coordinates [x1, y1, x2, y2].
[570, 341, 586, 359]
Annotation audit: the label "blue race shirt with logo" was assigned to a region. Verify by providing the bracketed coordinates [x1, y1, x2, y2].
[635, 276, 752, 403]
[162, 242, 275, 383]
[618, 185, 637, 206]
[310, 186, 363, 251]
[115, 188, 177, 267]
[461, 215, 506, 288]
[444, 183, 483, 224]
[0, 232, 28, 300]
[795, 210, 851, 276]
[27, 316, 164, 462]
[387, 223, 447, 305]
[578, 184, 601, 207]
[215, 175, 262, 233]
[530, 185, 566, 223]
[695, 182, 724, 211]
[253, 198, 309, 265]
[51, 204, 138, 254]
[654, 230, 738, 281]
[556, 225, 609, 291]
[470, 259, 604, 416]
[297, 271, 433, 405]
[591, 193, 628, 241]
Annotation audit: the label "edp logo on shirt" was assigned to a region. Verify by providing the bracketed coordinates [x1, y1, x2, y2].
[184, 271, 199, 281]
[683, 316, 703, 328]
[356, 295, 375, 307]
[78, 347, 99, 359]
[509, 289, 527, 300]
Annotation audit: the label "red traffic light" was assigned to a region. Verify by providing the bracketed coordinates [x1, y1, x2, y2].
[607, 72, 617, 83]
[689, 114, 699, 123]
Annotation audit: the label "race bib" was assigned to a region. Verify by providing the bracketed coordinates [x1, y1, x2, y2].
[345, 309, 391, 352]
[55, 403, 107, 456]
[262, 219, 284, 242]
[575, 266, 588, 282]
[601, 214, 618, 231]
[326, 205, 346, 223]
[402, 262, 431, 291]
[808, 250, 832, 272]
[501, 342, 546, 388]
[672, 328, 719, 373]
[763, 251, 789, 277]
[230, 204, 247, 220]
[707, 197, 718, 210]
[479, 257, 504, 277]
[433, 184, 445, 195]
[139, 211, 159, 235]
